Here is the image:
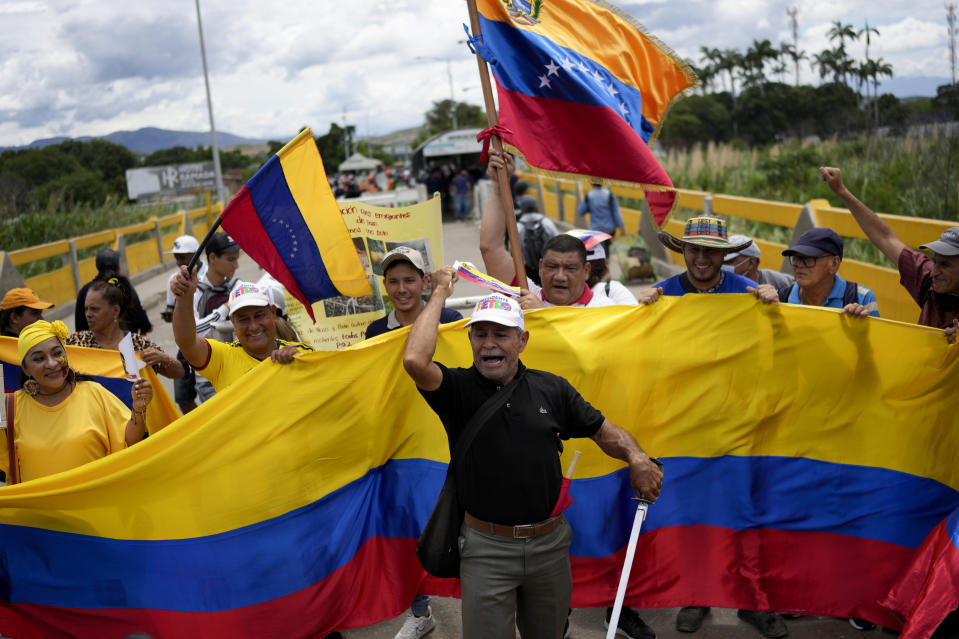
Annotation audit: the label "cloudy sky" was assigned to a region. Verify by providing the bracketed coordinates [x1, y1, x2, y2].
[0, 0, 952, 148]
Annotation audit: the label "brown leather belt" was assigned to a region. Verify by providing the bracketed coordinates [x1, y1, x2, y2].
[464, 512, 563, 539]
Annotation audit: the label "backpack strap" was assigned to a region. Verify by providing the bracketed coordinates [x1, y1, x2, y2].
[843, 280, 859, 306]
[777, 284, 794, 303]
[5, 393, 18, 485]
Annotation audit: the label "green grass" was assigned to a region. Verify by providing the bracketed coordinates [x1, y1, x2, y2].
[657, 133, 958, 265]
[1, 195, 206, 277]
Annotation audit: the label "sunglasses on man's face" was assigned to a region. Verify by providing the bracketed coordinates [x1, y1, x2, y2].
[789, 255, 827, 268]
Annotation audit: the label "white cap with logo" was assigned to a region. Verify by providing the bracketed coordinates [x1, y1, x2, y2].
[165, 235, 200, 255]
[228, 282, 272, 317]
[381, 246, 426, 274]
[464, 294, 524, 331]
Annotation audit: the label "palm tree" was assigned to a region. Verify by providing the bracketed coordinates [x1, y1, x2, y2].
[860, 21, 880, 62]
[743, 39, 778, 92]
[699, 46, 722, 93]
[811, 49, 839, 83]
[870, 58, 894, 124]
[781, 42, 807, 86]
[719, 48, 744, 97]
[827, 21, 859, 86]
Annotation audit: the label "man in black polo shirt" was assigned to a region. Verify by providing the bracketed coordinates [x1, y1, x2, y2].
[404, 267, 663, 639]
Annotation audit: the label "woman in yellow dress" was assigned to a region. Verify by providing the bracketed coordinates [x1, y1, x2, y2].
[1, 320, 153, 484]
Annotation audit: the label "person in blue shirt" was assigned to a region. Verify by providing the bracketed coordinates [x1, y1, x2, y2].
[577, 184, 625, 236]
[365, 246, 463, 340]
[637, 217, 779, 305]
[639, 216, 783, 638]
[780, 228, 879, 319]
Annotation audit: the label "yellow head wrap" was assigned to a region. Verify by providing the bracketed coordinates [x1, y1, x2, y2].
[18, 320, 69, 362]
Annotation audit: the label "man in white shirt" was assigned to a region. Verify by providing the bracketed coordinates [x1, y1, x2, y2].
[480, 151, 616, 310]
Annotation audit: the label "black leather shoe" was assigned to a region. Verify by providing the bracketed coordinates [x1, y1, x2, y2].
[605, 607, 656, 639]
[738, 610, 789, 638]
[676, 606, 709, 633]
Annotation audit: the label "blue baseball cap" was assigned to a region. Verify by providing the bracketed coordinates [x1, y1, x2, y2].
[782, 228, 844, 259]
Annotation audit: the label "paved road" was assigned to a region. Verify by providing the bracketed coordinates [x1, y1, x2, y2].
[97, 220, 886, 639]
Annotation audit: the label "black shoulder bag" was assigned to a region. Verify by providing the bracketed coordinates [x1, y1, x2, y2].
[416, 375, 523, 578]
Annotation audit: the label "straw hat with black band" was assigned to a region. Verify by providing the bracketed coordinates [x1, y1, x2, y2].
[658, 217, 753, 254]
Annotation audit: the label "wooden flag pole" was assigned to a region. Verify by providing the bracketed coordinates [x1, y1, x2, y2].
[466, 0, 529, 288]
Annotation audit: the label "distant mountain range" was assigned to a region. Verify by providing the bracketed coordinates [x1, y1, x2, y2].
[1, 127, 268, 154]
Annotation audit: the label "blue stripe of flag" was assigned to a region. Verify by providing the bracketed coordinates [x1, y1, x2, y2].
[245, 156, 342, 300]
[479, 14, 655, 142]
[2, 456, 954, 612]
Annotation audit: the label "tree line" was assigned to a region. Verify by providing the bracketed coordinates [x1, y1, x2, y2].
[0, 140, 262, 219]
[661, 20, 957, 148]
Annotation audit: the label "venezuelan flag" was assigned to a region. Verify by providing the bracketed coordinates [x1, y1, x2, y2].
[0, 298, 956, 637]
[220, 128, 371, 321]
[0, 337, 179, 436]
[472, 0, 697, 225]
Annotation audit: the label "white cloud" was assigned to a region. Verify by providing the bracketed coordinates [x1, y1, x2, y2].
[0, 0, 954, 148]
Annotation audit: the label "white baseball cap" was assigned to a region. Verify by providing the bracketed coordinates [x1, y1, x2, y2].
[724, 234, 760, 261]
[381, 246, 426, 274]
[165, 235, 200, 255]
[228, 282, 272, 317]
[586, 244, 607, 261]
[464, 294, 524, 331]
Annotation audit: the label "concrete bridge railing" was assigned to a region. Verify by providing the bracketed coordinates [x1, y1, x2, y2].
[0, 196, 223, 321]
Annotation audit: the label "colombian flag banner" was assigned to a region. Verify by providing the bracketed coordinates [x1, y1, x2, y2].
[0, 337, 179, 436]
[471, 0, 697, 225]
[220, 128, 372, 321]
[0, 297, 957, 638]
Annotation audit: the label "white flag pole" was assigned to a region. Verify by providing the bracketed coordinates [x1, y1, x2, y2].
[605, 498, 650, 639]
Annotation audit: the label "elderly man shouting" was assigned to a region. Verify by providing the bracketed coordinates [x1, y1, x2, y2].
[403, 266, 662, 639]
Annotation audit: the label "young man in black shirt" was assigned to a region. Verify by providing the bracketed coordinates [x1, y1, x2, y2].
[403, 266, 662, 639]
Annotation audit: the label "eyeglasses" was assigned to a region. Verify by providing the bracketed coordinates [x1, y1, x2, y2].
[789, 255, 828, 268]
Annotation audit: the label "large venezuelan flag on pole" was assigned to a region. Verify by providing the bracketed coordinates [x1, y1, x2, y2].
[470, 0, 697, 225]
[0, 337, 179, 436]
[0, 298, 956, 638]
[220, 128, 371, 321]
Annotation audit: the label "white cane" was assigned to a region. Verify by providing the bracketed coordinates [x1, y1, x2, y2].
[605, 459, 662, 639]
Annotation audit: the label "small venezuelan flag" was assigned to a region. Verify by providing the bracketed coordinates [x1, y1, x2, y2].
[471, 0, 697, 225]
[454, 261, 521, 296]
[565, 229, 612, 250]
[220, 129, 371, 321]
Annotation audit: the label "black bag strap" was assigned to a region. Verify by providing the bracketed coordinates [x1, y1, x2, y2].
[777, 284, 793, 303]
[448, 371, 525, 470]
[843, 280, 859, 306]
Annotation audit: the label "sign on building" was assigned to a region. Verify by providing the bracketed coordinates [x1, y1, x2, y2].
[125, 162, 218, 200]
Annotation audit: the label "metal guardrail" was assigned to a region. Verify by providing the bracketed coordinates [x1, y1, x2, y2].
[518, 172, 955, 323]
[0, 195, 223, 314]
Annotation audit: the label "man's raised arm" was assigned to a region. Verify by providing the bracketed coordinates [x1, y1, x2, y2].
[820, 166, 907, 264]
[479, 150, 519, 285]
[403, 266, 459, 391]
[170, 265, 210, 368]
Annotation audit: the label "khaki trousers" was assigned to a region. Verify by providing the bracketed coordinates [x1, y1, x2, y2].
[458, 516, 573, 639]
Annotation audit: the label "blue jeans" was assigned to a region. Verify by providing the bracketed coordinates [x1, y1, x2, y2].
[454, 192, 470, 220]
[412, 593, 431, 615]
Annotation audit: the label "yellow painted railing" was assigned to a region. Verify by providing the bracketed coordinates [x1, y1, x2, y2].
[1, 198, 222, 308]
[518, 172, 955, 324]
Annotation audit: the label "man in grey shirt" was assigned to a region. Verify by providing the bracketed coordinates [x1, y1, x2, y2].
[723, 234, 795, 290]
